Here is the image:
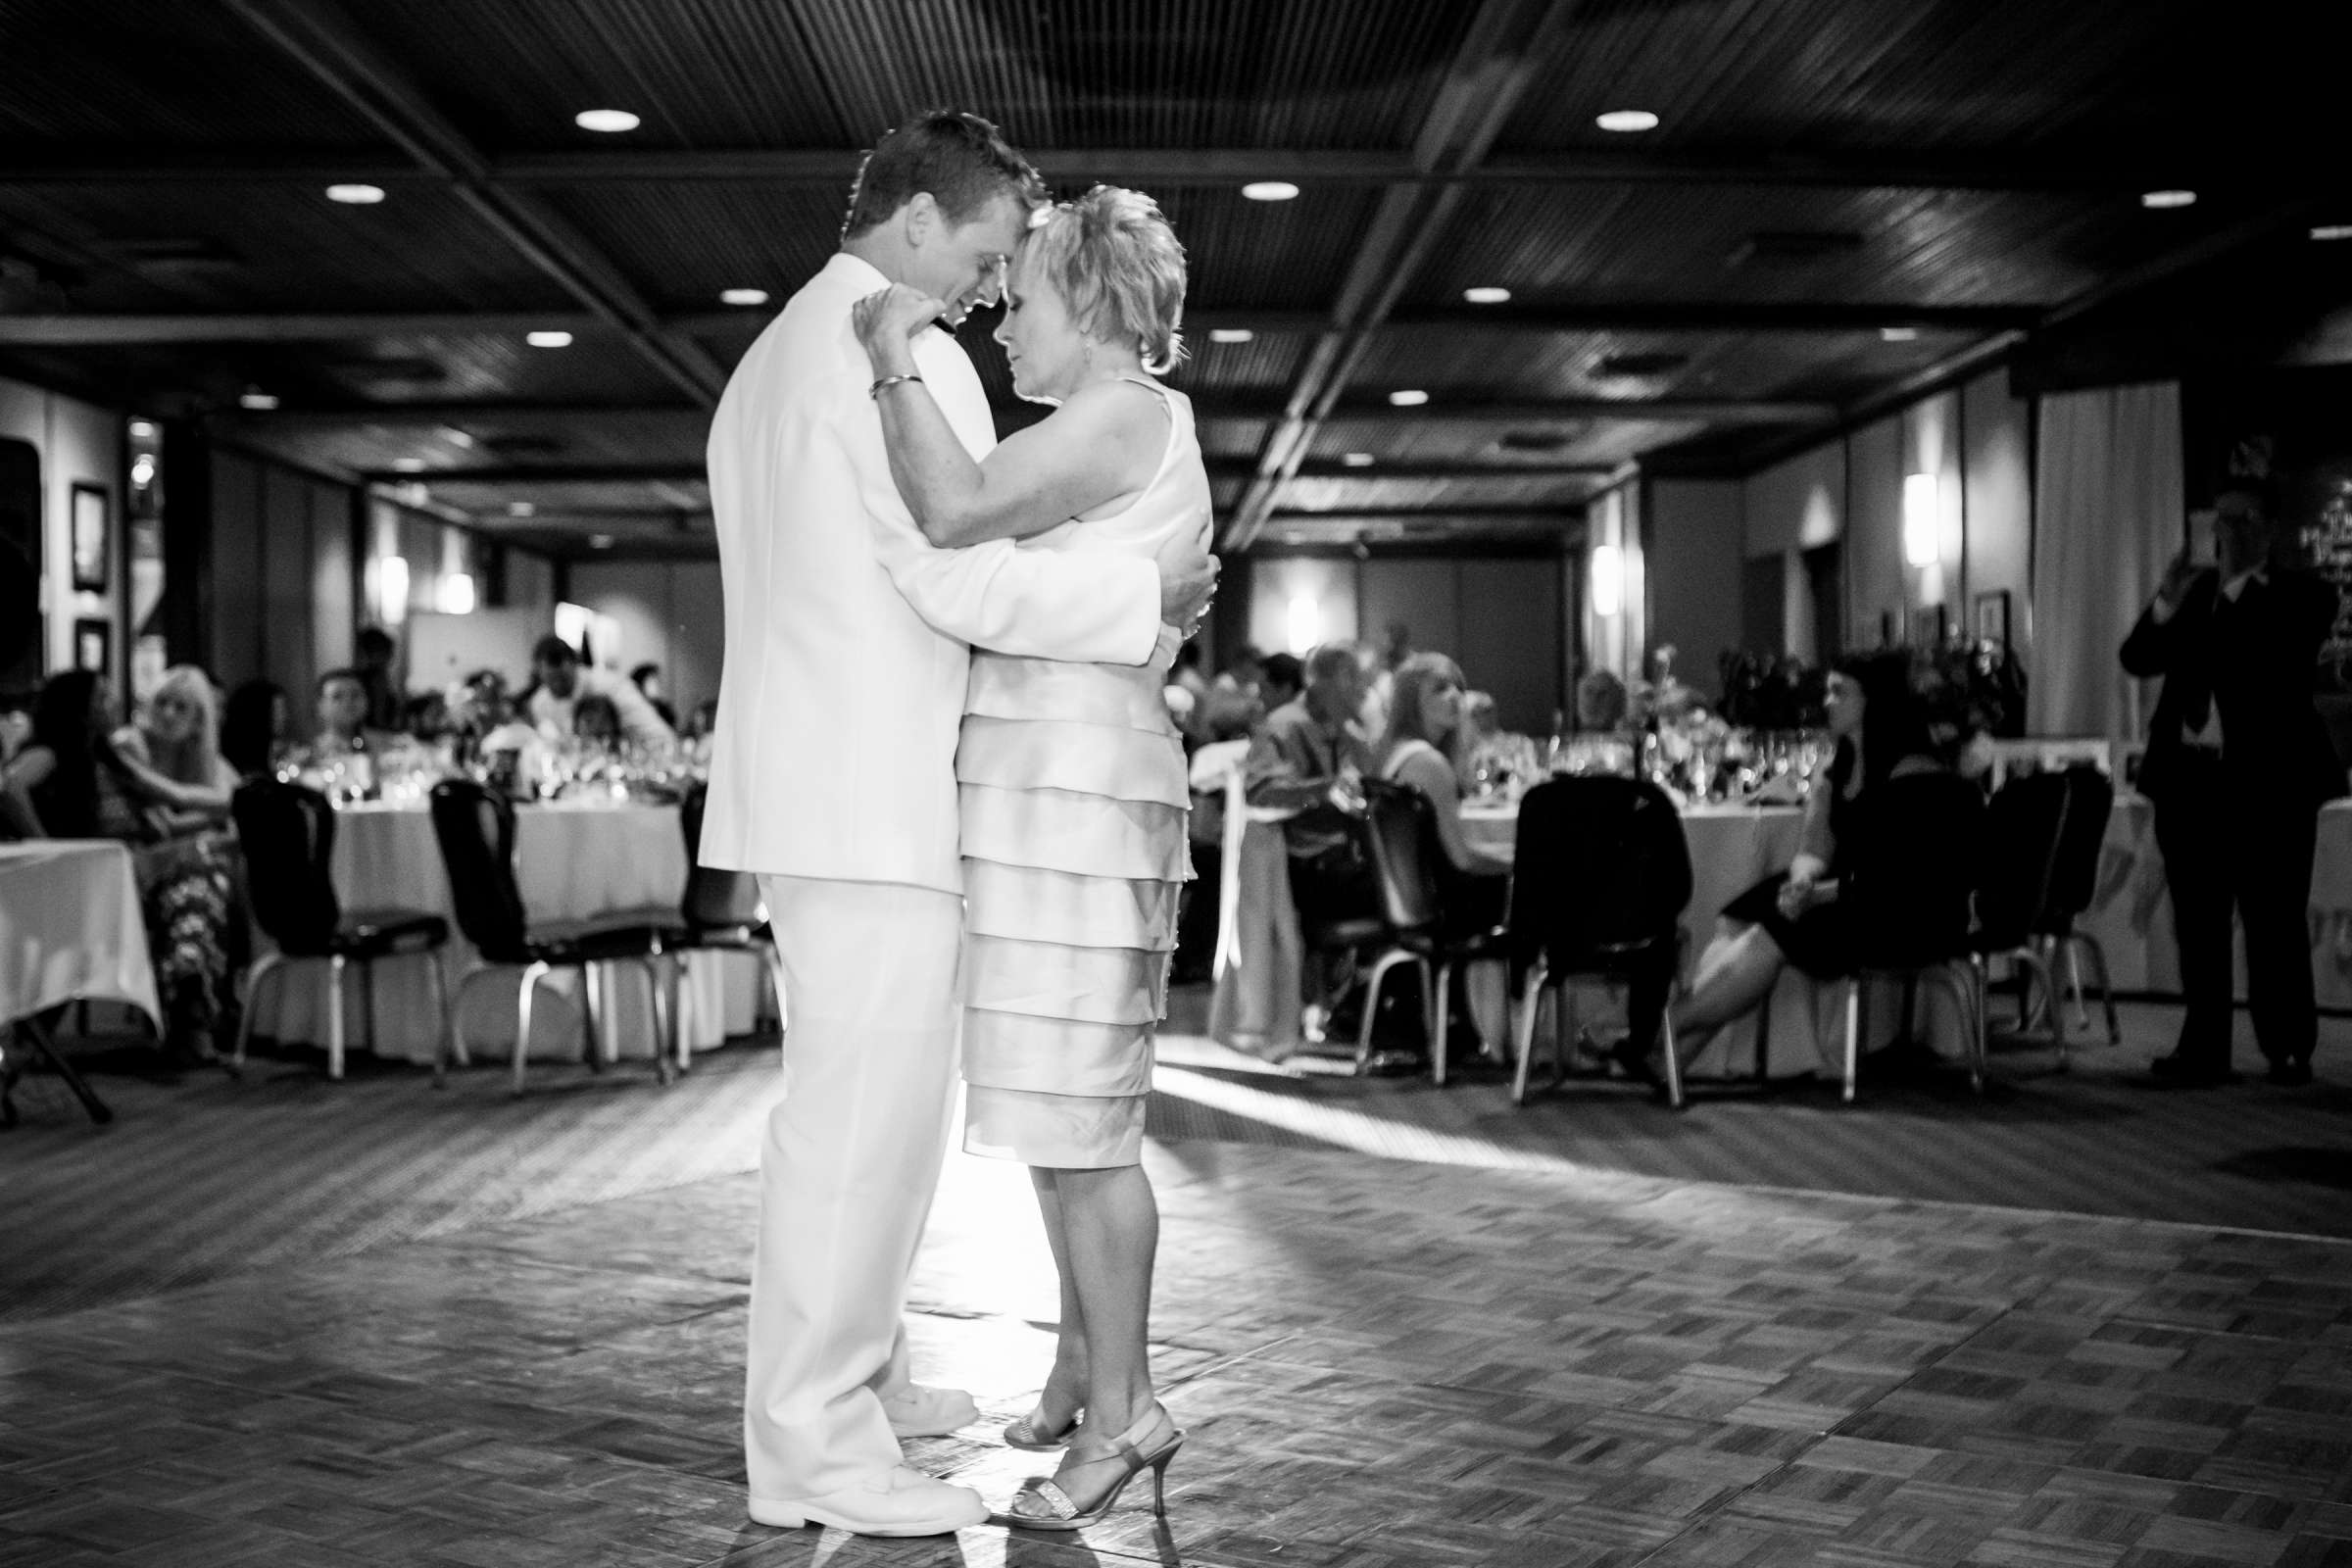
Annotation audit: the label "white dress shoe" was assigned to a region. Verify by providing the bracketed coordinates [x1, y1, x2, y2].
[881, 1382, 981, 1437]
[748, 1465, 988, 1536]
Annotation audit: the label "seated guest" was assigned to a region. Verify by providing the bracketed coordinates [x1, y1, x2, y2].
[1174, 687, 1263, 983]
[1214, 644, 1267, 706]
[523, 635, 676, 747]
[1375, 654, 1512, 893]
[1257, 651, 1303, 713]
[220, 679, 290, 781]
[1577, 667, 1631, 732]
[571, 693, 622, 747]
[3, 670, 236, 1060]
[403, 690, 451, 740]
[629, 662, 679, 731]
[314, 667, 395, 755]
[1652, 650, 1944, 1073]
[114, 664, 236, 830]
[354, 626, 403, 731]
[1248, 642, 1377, 923]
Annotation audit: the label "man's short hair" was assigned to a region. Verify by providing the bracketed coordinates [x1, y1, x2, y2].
[2214, 477, 2281, 522]
[1304, 644, 1361, 686]
[317, 667, 365, 697]
[355, 627, 394, 659]
[1261, 653, 1302, 692]
[531, 634, 580, 667]
[841, 110, 1045, 241]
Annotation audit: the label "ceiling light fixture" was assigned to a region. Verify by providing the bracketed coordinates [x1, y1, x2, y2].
[325, 183, 385, 205]
[719, 287, 769, 306]
[574, 109, 641, 133]
[509, 501, 536, 517]
[2312, 224, 2352, 242]
[1388, 389, 1429, 407]
[1463, 286, 1511, 305]
[589, 533, 615, 550]
[392, 457, 426, 472]
[237, 389, 278, 411]
[1242, 180, 1299, 202]
[129, 420, 158, 439]
[1595, 110, 1660, 133]
[1342, 453, 1375, 467]
[2140, 189, 2196, 210]
[1208, 327, 1254, 344]
[440, 425, 474, 449]
[1881, 326, 1920, 342]
[526, 330, 573, 348]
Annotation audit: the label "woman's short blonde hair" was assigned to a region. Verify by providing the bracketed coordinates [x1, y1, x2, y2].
[1021, 185, 1188, 373]
[147, 663, 223, 786]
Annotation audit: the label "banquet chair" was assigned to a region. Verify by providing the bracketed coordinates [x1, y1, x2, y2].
[230, 778, 454, 1080]
[657, 782, 789, 1072]
[1833, 769, 1988, 1102]
[1355, 779, 1507, 1083]
[426, 779, 680, 1094]
[2041, 766, 2122, 1050]
[1505, 776, 1693, 1109]
[1969, 771, 2073, 1060]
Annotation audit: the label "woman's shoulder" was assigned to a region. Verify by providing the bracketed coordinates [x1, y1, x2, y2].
[1385, 739, 1454, 790]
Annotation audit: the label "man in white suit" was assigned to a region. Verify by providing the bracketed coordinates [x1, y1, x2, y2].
[702, 112, 1216, 1539]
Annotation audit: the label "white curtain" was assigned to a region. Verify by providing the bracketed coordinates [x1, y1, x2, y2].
[2027, 382, 2183, 741]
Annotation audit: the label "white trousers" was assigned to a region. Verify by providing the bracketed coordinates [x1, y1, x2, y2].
[746, 873, 963, 1503]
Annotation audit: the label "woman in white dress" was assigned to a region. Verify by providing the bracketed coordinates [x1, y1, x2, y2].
[853, 184, 1208, 1530]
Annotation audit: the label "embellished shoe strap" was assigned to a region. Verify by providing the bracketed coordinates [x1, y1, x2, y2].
[1022, 1479, 1079, 1521]
[1015, 1433, 1149, 1520]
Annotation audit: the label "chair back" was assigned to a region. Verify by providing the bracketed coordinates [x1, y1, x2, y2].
[427, 779, 529, 958]
[1842, 768, 1985, 968]
[1506, 776, 1692, 965]
[1974, 771, 2070, 949]
[2043, 765, 2114, 927]
[231, 779, 342, 955]
[678, 782, 762, 929]
[1358, 779, 1443, 935]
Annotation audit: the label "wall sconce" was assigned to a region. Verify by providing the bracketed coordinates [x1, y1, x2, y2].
[435, 572, 476, 614]
[371, 555, 410, 624]
[1591, 544, 1625, 616]
[1286, 593, 1322, 654]
[1902, 473, 1940, 567]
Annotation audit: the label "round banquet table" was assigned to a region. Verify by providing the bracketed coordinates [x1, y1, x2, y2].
[244, 799, 765, 1065]
[0, 840, 163, 1033]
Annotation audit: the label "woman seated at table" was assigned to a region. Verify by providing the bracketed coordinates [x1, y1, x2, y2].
[114, 665, 236, 830]
[571, 694, 622, 748]
[1654, 650, 1943, 1066]
[220, 678, 290, 782]
[2, 670, 238, 1061]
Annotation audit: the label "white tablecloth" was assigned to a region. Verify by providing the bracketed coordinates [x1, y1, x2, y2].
[0, 841, 163, 1032]
[246, 800, 764, 1064]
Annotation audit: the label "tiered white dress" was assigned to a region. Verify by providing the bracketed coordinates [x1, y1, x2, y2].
[957, 376, 1213, 1168]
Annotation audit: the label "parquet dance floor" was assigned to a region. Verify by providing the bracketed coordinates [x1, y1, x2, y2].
[6, 1041, 2352, 1568]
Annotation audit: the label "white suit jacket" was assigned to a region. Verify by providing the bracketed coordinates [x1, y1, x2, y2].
[701, 252, 1161, 893]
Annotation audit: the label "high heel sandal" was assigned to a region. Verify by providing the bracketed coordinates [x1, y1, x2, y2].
[1002, 1402, 1081, 1451]
[1002, 1403, 1184, 1531]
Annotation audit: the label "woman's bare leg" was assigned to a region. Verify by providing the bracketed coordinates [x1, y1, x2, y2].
[1054, 1163, 1159, 1439]
[1028, 1168, 1089, 1431]
[1671, 925, 1788, 1038]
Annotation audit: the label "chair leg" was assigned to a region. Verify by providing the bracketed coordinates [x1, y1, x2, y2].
[234, 953, 286, 1069]
[1841, 976, 1862, 1104]
[643, 956, 673, 1087]
[1658, 993, 1687, 1111]
[325, 955, 348, 1081]
[666, 952, 689, 1074]
[513, 961, 549, 1096]
[2077, 933, 2122, 1046]
[1431, 962, 1451, 1087]
[1970, 956, 1989, 1091]
[1510, 960, 1548, 1104]
[1353, 948, 1412, 1074]
[360, 958, 376, 1056]
[426, 950, 456, 1088]
[581, 963, 606, 1069]
[2030, 939, 2069, 1071]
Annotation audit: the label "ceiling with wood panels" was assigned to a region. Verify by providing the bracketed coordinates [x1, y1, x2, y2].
[0, 0, 2344, 560]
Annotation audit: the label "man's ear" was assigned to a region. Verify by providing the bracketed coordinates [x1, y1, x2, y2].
[902, 192, 938, 247]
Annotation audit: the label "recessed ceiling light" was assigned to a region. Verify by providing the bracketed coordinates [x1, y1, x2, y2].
[589, 533, 615, 550]
[574, 109, 641, 133]
[2312, 224, 2352, 241]
[1463, 286, 1511, 305]
[526, 330, 573, 348]
[392, 457, 426, 472]
[237, 389, 278, 411]
[719, 287, 769, 307]
[129, 420, 157, 439]
[1242, 180, 1300, 202]
[2141, 189, 2196, 210]
[509, 502, 535, 517]
[1881, 326, 1920, 342]
[1342, 453, 1375, 467]
[440, 425, 474, 448]
[325, 183, 385, 205]
[1388, 389, 1429, 407]
[1208, 327, 1254, 344]
[1595, 110, 1660, 133]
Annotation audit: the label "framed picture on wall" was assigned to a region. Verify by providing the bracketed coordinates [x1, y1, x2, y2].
[1973, 588, 2012, 648]
[73, 616, 111, 676]
[70, 481, 110, 593]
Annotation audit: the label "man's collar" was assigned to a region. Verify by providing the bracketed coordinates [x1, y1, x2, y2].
[2223, 565, 2270, 602]
[827, 251, 955, 334]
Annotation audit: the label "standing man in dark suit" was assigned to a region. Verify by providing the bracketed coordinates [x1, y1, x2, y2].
[2121, 481, 2346, 1087]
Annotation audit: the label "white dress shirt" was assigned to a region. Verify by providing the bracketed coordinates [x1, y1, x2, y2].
[525, 665, 676, 747]
[700, 252, 1163, 892]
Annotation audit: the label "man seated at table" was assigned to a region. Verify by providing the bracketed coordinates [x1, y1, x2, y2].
[314, 668, 399, 756]
[1247, 643, 1378, 1034]
[522, 635, 675, 749]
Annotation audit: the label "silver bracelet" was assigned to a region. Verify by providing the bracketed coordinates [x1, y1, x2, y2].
[868, 373, 923, 398]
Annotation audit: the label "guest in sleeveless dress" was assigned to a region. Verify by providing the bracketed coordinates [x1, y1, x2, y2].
[855, 185, 1207, 1530]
